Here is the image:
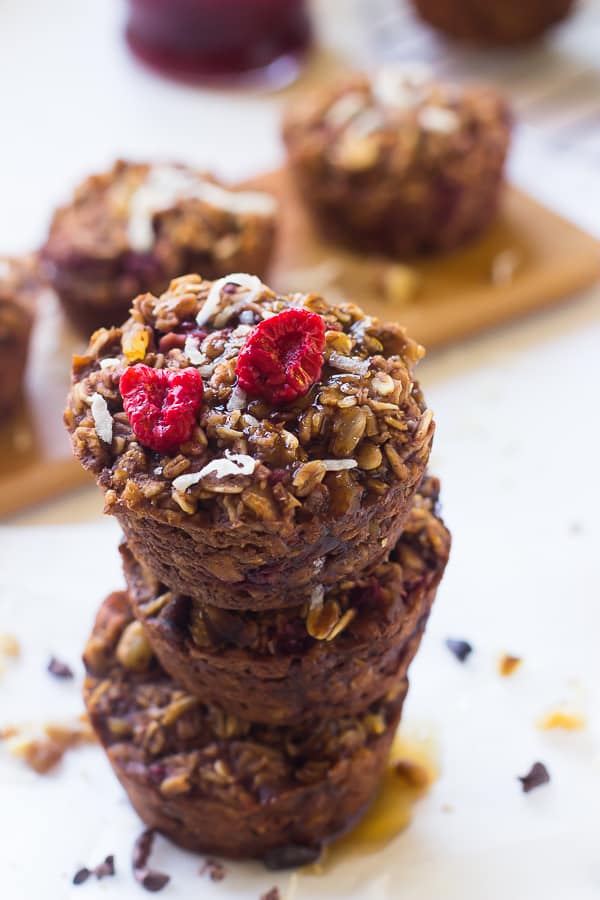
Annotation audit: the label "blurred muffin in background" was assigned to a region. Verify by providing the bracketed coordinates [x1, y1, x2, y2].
[282, 67, 511, 258]
[0, 255, 37, 420]
[41, 160, 278, 334]
[409, 0, 576, 45]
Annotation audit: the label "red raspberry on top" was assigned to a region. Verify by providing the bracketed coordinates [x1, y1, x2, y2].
[235, 308, 326, 405]
[120, 364, 203, 454]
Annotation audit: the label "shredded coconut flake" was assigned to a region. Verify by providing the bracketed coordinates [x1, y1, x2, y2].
[154, 466, 163, 475]
[328, 352, 370, 376]
[184, 335, 204, 365]
[322, 459, 358, 472]
[90, 393, 113, 444]
[196, 273, 263, 327]
[99, 357, 121, 370]
[310, 585, 325, 609]
[127, 166, 276, 252]
[372, 63, 432, 108]
[227, 385, 247, 412]
[239, 309, 255, 325]
[418, 106, 459, 134]
[326, 91, 366, 128]
[172, 451, 256, 492]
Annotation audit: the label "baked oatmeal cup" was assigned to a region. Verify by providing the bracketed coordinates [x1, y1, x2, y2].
[84, 591, 406, 861]
[42, 160, 277, 333]
[283, 68, 511, 256]
[409, 0, 576, 45]
[0, 255, 38, 420]
[65, 273, 435, 609]
[121, 475, 450, 724]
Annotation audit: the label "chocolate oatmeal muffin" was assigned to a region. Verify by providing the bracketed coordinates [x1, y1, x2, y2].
[0, 256, 37, 419]
[410, 0, 576, 45]
[282, 69, 511, 256]
[65, 273, 434, 609]
[121, 476, 450, 724]
[42, 161, 277, 334]
[84, 591, 406, 860]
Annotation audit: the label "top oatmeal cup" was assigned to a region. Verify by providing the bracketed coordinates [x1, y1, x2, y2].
[41, 160, 277, 334]
[65, 273, 434, 609]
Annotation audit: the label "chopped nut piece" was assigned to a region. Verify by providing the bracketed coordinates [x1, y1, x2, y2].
[0, 634, 20, 658]
[306, 599, 342, 641]
[122, 323, 150, 361]
[537, 710, 586, 732]
[335, 135, 379, 171]
[380, 264, 421, 305]
[498, 653, 522, 677]
[116, 620, 153, 672]
[490, 249, 521, 286]
[395, 758, 432, 788]
[4, 718, 96, 774]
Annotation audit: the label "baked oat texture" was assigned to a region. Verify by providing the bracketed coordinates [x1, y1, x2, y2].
[42, 161, 277, 333]
[410, 0, 576, 44]
[282, 70, 511, 256]
[83, 591, 405, 859]
[121, 475, 450, 724]
[0, 256, 37, 419]
[65, 273, 434, 609]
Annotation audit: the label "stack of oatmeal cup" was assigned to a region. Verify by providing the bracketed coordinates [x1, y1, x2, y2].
[66, 273, 450, 864]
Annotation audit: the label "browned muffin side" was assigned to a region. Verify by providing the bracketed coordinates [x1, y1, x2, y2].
[283, 69, 511, 257]
[65, 274, 434, 609]
[122, 476, 450, 724]
[83, 591, 406, 861]
[410, 0, 576, 45]
[42, 161, 277, 333]
[0, 256, 37, 420]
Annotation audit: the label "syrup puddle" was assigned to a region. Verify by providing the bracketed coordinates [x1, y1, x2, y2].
[308, 729, 438, 875]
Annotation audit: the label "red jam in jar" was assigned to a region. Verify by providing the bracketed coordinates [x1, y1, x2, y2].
[125, 0, 312, 85]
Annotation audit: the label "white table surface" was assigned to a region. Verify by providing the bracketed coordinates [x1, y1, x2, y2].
[1, 2, 599, 899]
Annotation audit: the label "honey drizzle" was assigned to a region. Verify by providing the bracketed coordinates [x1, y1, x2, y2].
[308, 729, 438, 874]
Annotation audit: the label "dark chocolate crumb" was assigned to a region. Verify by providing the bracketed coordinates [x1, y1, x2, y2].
[200, 858, 226, 882]
[73, 855, 116, 885]
[47, 656, 74, 679]
[263, 843, 321, 870]
[73, 868, 91, 885]
[132, 829, 170, 892]
[518, 761, 550, 793]
[93, 855, 116, 879]
[445, 638, 473, 663]
[261, 889, 281, 900]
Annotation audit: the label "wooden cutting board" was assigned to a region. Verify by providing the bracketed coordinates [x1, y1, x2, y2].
[246, 168, 600, 349]
[1, 173, 598, 517]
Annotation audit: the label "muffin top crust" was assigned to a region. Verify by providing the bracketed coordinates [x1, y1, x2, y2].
[43, 160, 278, 265]
[65, 273, 434, 527]
[283, 65, 511, 177]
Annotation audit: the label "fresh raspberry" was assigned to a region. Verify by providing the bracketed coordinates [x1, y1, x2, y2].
[119, 364, 203, 454]
[235, 308, 325, 405]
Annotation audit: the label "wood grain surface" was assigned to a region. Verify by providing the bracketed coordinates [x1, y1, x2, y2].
[1, 173, 597, 517]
